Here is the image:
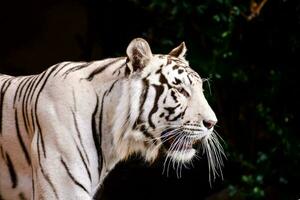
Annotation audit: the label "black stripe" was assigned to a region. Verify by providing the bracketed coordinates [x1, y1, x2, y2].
[34, 66, 59, 109]
[35, 115, 46, 157]
[91, 97, 101, 178]
[34, 66, 59, 157]
[172, 65, 179, 70]
[139, 79, 149, 112]
[169, 112, 183, 121]
[159, 73, 172, 88]
[15, 109, 31, 165]
[172, 77, 182, 85]
[65, 62, 88, 77]
[0, 145, 5, 160]
[23, 75, 39, 133]
[112, 62, 126, 75]
[0, 78, 11, 134]
[37, 131, 42, 166]
[71, 110, 90, 164]
[126, 91, 132, 133]
[5, 152, 18, 188]
[98, 90, 107, 170]
[139, 125, 155, 140]
[181, 107, 187, 119]
[35, 66, 60, 104]
[170, 90, 178, 102]
[4, 78, 12, 92]
[91, 89, 107, 179]
[30, 108, 36, 133]
[124, 64, 131, 76]
[17, 77, 31, 100]
[75, 144, 92, 182]
[72, 90, 77, 112]
[85, 58, 124, 81]
[148, 85, 164, 128]
[37, 132, 59, 199]
[155, 68, 162, 74]
[21, 76, 36, 134]
[61, 157, 89, 194]
[107, 80, 118, 94]
[53, 62, 71, 77]
[40, 165, 59, 199]
[187, 74, 193, 84]
[62, 63, 89, 78]
[27, 71, 47, 144]
[13, 77, 27, 106]
[164, 104, 180, 121]
[32, 168, 35, 200]
[28, 71, 47, 103]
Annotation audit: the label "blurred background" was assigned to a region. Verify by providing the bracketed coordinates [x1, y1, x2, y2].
[0, 0, 299, 199]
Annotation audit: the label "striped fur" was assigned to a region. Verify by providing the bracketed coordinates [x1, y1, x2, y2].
[0, 38, 224, 200]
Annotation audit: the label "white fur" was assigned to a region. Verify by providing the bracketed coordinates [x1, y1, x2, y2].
[168, 149, 196, 163]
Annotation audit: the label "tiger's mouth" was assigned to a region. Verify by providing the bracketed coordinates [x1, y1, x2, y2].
[159, 126, 225, 181]
[163, 136, 200, 151]
[160, 128, 204, 153]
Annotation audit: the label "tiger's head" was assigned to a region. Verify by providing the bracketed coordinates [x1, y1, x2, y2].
[115, 38, 224, 180]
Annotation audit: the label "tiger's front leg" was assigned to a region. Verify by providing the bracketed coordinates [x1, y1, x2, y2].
[30, 134, 95, 199]
[27, 77, 107, 199]
[30, 128, 95, 200]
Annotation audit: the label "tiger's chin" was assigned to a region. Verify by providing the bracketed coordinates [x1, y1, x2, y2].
[162, 137, 203, 163]
[167, 148, 196, 163]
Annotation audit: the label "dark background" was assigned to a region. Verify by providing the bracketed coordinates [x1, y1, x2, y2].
[0, 0, 299, 199]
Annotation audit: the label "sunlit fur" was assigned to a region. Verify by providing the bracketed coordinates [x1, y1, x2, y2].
[0, 38, 224, 200]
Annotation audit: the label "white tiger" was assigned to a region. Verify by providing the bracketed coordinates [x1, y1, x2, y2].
[0, 38, 224, 200]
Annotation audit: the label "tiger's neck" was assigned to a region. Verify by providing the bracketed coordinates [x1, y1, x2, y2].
[84, 57, 148, 192]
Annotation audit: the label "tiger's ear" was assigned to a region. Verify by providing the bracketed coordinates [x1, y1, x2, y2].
[168, 42, 187, 58]
[126, 38, 153, 71]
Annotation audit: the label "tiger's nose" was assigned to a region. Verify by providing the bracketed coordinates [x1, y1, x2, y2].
[203, 120, 217, 129]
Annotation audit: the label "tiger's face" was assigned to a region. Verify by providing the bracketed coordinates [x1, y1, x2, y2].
[147, 56, 218, 160]
[126, 38, 224, 179]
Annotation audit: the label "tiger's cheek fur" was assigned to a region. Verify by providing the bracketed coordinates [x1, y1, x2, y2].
[158, 93, 187, 124]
